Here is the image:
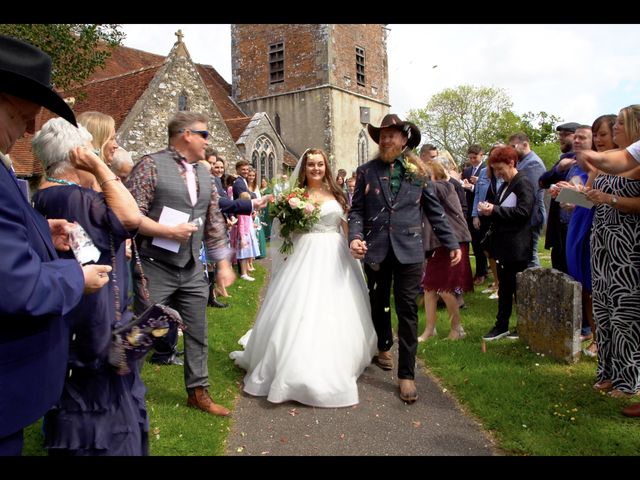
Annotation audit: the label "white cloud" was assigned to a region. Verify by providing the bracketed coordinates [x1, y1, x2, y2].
[120, 24, 640, 127]
[388, 24, 640, 126]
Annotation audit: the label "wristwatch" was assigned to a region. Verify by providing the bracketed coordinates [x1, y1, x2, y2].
[610, 195, 618, 206]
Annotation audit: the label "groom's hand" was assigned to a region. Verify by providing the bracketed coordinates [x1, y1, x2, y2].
[350, 239, 367, 259]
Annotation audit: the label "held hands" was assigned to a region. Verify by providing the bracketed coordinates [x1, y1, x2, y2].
[350, 239, 367, 260]
[82, 264, 112, 294]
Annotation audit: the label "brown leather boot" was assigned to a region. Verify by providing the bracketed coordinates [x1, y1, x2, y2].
[373, 350, 393, 371]
[187, 387, 231, 416]
[399, 378, 418, 403]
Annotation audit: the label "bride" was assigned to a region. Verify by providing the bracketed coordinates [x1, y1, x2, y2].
[230, 149, 377, 408]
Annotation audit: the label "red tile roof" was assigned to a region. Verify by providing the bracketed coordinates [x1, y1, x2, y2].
[10, 43, 251, 177]
[196, 64, 244, 120]
[70, 66, 160, 129]
[225, 117, 252, 142]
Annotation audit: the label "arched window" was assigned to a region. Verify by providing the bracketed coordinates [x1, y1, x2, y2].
[358, 130, 368, 166]
[251, 135, 276, 183]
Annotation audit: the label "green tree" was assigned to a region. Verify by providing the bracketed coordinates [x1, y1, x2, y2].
[520, 111, 563, 145]
[408, 85, 565, 167]
[0, 24, 125, 92]
[407, 85, 513, 164]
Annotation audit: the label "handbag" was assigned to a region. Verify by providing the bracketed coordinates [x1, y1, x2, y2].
[107, 236, 184, 375]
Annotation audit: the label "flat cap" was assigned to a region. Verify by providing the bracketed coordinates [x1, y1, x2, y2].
[556, 122, 581, 133]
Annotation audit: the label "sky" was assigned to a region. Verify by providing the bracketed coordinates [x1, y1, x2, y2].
[121, 24, 640, 127]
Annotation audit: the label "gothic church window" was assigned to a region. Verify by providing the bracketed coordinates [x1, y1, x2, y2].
[252, 135, 276, 181]
[269, 43, 284, 84]
[356, 47, 366, 86]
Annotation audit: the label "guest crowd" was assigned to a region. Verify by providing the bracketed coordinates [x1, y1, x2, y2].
[1, 34, 640, 458]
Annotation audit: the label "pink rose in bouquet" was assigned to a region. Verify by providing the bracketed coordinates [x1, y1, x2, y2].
[270, 186, 321, 255]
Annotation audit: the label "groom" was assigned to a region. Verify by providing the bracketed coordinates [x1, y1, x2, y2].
[349, 113, 461, 403]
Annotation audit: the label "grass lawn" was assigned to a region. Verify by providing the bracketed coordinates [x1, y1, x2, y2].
[21, 240, 640, 455]
[413, 240, 640, 455]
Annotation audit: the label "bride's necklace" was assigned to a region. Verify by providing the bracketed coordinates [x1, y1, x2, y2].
[46, 176, 79, 186]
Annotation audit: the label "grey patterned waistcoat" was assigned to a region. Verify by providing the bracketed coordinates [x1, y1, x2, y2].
[138, 150, 211, 268]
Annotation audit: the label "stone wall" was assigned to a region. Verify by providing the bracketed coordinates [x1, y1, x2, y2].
[516, 267, 582, 363]
[118, 44, 242, 166]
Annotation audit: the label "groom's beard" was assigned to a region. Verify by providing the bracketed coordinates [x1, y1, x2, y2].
[378, 144, 404, 163]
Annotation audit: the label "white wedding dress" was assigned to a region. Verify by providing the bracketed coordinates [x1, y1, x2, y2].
[230, 199, 377, 407]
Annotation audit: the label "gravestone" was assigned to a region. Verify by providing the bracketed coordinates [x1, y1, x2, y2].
[516, 267, 582, 363]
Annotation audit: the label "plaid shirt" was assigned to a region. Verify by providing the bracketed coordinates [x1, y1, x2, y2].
[126, 146, 231, 263]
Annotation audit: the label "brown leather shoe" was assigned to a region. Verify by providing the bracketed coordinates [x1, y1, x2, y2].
[373, 350, 393, 371]
[399, 379, 418, 403]
[187, 387, 231, 416]
[622, 402, 640, 418]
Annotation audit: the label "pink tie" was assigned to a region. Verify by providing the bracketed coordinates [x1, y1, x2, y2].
[182, 161, 198, 206]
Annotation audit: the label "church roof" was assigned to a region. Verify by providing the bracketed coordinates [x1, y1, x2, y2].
[11, 42, 249, 176]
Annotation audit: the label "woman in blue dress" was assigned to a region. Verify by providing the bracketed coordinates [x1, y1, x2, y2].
[32, 117, 145, 456]
[564, 115, 617, 358]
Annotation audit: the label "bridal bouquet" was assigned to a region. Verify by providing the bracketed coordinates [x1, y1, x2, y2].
[269, 187, 321, 255]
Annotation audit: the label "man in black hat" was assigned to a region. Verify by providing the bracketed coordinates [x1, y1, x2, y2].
[348, 113, 461, 404]
[538, 121, 581, 273]
[0, 35, 111, 455]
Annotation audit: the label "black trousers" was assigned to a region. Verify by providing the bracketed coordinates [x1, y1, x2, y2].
[550, 222, 569, 274]
[495, 259, 529, 332]
[468, 217, 488, 278]
[364, 249, 423, 380]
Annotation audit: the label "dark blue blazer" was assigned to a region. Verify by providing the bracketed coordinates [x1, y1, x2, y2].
[348, 158, 459, 265]
[214, 175, 252, 216]
[462, 163, 485, 219]
[0, 164, 84, 437]
[232, 176, 256, 200]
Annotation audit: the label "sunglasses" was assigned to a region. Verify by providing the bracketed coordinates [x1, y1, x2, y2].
[179, 128, 210, 140]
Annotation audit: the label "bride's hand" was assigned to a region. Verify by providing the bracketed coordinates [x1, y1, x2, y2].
[350, 239, 367, 259]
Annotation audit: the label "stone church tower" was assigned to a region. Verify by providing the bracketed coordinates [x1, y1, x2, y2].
[231, 24, 390, 174]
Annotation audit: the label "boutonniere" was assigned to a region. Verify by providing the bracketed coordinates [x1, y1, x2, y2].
[403, 159, 421, 183]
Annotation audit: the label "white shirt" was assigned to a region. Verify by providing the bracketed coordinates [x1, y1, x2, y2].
[626, 140, 640, 163]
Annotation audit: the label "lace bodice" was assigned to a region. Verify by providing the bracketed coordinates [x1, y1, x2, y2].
[310, 199, 346, 234]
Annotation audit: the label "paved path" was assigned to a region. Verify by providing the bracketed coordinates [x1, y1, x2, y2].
[225, 257, 499, 456]
[226, 345, 499, 456]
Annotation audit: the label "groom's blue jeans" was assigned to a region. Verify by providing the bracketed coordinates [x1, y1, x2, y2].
[365, 249, 423, 380]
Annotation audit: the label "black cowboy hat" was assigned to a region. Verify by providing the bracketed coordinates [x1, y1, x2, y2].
[367, 113, 421, 150]
[0, 35, 76, 126]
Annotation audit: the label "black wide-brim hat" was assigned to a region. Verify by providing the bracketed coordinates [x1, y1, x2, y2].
[367, 113, 421, 150]
[0, 35, 77, 126]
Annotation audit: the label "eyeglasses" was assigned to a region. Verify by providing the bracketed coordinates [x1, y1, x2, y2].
[179, 128, 210, 140]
